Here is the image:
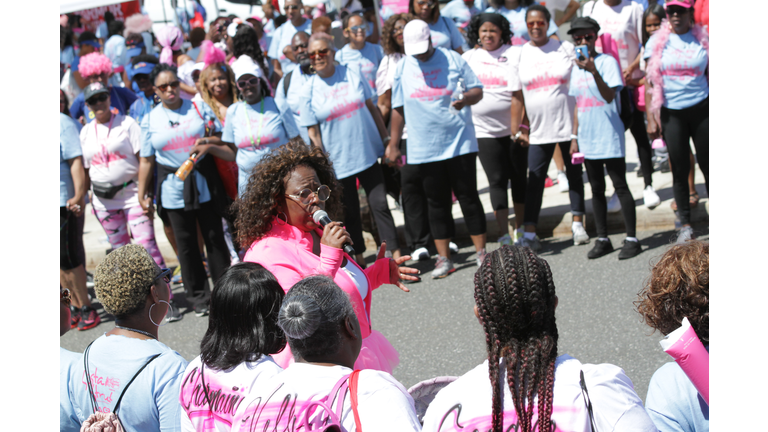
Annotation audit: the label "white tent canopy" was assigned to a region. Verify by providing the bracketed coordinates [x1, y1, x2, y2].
[60, 0, 132, 15]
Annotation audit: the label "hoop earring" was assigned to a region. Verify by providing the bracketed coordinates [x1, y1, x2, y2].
[477, 38, 481, 45]
[276, 211, 288, 225]
[149, 300, 171, 327]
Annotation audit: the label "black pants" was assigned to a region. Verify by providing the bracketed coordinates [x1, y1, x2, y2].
[628, 88, 655, 188]
[477, 136, 528, 210]
[400, 139, 432, 251]
[418, 152, 486, 240]
[60, 207, 82, 270]
[165, 202, 231, 309]
[340, 162, 400, 254]
[661, 97, 709, 226]
[584, 158, 636, 238]
[524, 142, 585, 226]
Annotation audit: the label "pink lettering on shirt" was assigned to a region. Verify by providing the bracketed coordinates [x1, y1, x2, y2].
[437, 404, 582, 431]
[237, 133, 280, 149]
[162, 131, 198, 154]
[477, 72, 508, 89]
[409, 85, 452, 101]
[576, 95, 605, 112]
[661, 62, 703, 81]
[326, 99, 365, 122]
[81, 368, 119, 408]
[91, 150, 128, 166]
[180, 367, 249, 429]
[511, 36, 528, 46]
[525, 73, 568, 92]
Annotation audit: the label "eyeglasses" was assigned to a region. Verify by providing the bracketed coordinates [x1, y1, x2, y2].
[572, 34, 596, 43]
[286, 185, 331, 205]
[285, 5, 300, 10]
[309, 48, 331, 60]
[346, 24, 367, 33]
[156, 81, 181, 92]
[86, 93, 108, 105]
[392, 27, 405, 35]
[149, 268, 172, 288]
[237, 77, 260, 89]
[416, 0, 437, 8]
[527, 20, 547, 28]
[61, 288, 71, 306]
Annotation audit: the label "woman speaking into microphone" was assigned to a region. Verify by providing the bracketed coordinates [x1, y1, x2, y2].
[235, 141, 418, 373]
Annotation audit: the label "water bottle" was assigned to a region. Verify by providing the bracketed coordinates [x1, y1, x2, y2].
[449, 78, 465, 116]
[175, 153, 199, 181]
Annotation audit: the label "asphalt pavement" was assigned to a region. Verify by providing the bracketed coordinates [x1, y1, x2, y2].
[60, 227, 708, 403]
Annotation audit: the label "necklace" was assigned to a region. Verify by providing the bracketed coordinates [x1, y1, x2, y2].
[243, 99, 265, 152]
[115, 325, 157, 340]
[162, 105, 182, 128]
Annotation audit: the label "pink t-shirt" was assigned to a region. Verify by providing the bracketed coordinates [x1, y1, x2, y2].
[462, 45, 521, 138]
[512, 39, 576, 145]
[583, 0, 644, 80]
[79, 113, 142, 211]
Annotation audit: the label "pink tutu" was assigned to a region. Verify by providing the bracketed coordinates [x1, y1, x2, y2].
[272, 329, 400, 373]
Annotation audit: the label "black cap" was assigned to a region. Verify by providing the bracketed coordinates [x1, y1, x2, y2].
[83, 82, 109, 102]
[567, 17, 601, 35]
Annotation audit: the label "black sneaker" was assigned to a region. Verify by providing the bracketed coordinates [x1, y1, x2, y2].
[194, 305, 210, 317]
[587, 239, 614, 259]
[165, 299, 184, 323]
[618, 239, 642, 260]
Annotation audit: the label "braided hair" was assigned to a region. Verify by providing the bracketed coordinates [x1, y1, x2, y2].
[473, 245, 558, 432]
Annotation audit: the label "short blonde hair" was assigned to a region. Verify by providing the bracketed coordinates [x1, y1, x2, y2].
[94, 244, 158, 317]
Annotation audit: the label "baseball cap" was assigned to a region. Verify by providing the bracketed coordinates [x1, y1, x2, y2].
[84, 82, 109, 102]
[128, 60, 156, 79]
[665, 0, 694, 8]
[567, 17, 600, 35]
[126, 35, 146, 59]
[231, 55, 265, 81]
[403, 20, 431, 56]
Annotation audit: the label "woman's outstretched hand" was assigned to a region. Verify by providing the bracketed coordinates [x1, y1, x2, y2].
[377, 242, 420, 292]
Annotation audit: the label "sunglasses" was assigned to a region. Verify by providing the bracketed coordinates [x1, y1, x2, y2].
[572, 34, 596, 43]
[286, 185, 331, 205]
[666, 6, 689, 16]
[346, 24, 367, 34]
[527, 20, 547, 28]
[156, 81, 181, 92]
[86, 93, 108, 105]
[149, 268, 172, 289]
[309, 48, 331, 60]
[285, 5, 300, 10]
[237, 77, 260, 89]
[61, 288, 71, 306]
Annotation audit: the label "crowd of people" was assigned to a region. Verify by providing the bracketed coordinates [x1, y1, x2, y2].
[60, 0, 709, 430]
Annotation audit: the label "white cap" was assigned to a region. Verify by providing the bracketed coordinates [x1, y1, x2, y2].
[192, 62, 205, 73]
[231, 55, 265, 81]
[403, 20, 431, 56]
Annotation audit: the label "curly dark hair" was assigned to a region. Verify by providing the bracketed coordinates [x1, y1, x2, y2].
[234, 139, 343, 249]
[635, 241, 709, 345]
[466, 14, 513, 49]
[489, 0, 533, 8]
[232, 24, 270, 79]
[149, 63, 178, 84]
[381, 13, 416, 55]
[474, 245, 558, 432]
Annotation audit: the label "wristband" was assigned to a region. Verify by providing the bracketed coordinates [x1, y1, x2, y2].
[570, 134, 578, 140]
[519, 124, 529, 130]
[382, 136, 391, 144]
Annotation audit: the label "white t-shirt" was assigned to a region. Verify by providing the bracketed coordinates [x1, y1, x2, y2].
[80, 113, 142, 211]
[512, 39, 576, 145]
[179, 354, 283, 432]
[422, 354, 658, 432]
[583, 0, 645, 80]
[231, 363, 421, 432]
[375, 53, 407, 140]
[461, 45, 521, 138]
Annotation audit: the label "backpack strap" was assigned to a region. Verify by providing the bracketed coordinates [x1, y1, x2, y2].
[113, 353, 161, 414]
[579, 370, 598, 432]
[284, 70, 293, 97]
[349, 370, 363, 432]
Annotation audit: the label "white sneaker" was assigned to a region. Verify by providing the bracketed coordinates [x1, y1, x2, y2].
[607, 193, 621, 213]
[497, 234, 512, 246]
[449, 242, 459, 254]
[557, 171, 569, 193]
[412, 247, 430, 261]
[643, 185, 661, 209]
[572, 224, 590, 245]
[513, 228, 525, 242]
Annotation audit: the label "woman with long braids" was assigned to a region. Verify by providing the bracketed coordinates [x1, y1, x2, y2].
[422, 246, 656, 431]
[232, 24, 271, 82]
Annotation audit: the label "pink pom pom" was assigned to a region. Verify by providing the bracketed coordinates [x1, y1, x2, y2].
[204, 43, 227, 68]
[78, 52, 113, 78]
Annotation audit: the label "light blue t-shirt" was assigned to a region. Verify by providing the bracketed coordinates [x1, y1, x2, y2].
[569, 53, 625, 159]
[392, 47, 482, 164]
[632, 0, 664, 9]
[61, 347, 81, 432]
[441, 0, 481, 31]
[96, 21, 108, 39]
[105, 34, 128, 69]
[140, 99, 222, 209]
[429, 15, 466, 51]
[485, 3, 558, 45]
[334, 42, 385, 93]
[275, 66, 312, 144]
[60, 113, 83, 207]
[645, 348, 709, 432]
[299, 64, 383, 179]
[268, 18, 313, 75]
[64, 334, 189, 432]
[222, 98, 300, 195]
[61, 46, 75, 67]
[643, 31, 709, 110]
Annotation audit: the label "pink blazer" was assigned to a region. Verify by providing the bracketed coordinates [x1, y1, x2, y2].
[243, 219, 391, 339]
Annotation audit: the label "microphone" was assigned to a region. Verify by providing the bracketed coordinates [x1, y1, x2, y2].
[312, 210, 357, 256]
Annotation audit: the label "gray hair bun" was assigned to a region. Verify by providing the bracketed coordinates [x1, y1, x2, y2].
[278, 295, 323, 340]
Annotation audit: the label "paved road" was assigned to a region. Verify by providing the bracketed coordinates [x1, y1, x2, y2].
[61, 228, 708, 403]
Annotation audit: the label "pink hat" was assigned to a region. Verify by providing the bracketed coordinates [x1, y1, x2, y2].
[665, 0, 694, 8]
[404, 20, 431, 56]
